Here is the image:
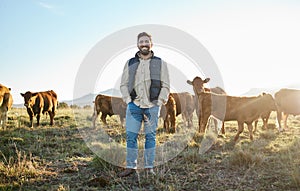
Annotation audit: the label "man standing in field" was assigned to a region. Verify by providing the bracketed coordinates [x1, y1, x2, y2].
[119, 32, 170, 177]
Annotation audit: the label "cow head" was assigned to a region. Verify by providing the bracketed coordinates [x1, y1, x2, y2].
[20, 91, 38, 108]
[187, 76, 210, 94]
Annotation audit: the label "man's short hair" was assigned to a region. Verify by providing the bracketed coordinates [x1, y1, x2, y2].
[137, 32, 152, 42]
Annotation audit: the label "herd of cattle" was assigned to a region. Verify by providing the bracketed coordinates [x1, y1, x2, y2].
[1, 77, 300, 141]
[90, 76, 300, 141]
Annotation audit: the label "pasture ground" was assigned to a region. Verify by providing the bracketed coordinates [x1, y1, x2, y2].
[0, 107, 300, 190]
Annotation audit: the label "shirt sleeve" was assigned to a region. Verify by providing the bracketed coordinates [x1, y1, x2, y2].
[158, 60, 170, 105]
[120, 60, 132, 104]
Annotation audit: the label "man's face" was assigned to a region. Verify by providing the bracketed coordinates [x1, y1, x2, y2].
[137, 36, 152, 55]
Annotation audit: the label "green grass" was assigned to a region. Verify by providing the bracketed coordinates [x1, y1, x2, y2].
[0, 108, 299, 190]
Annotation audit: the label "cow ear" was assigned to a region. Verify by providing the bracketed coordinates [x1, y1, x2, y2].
[204, 78, 210, 83]
[20, 93, 24, 97]
[187, 80, 193, 85]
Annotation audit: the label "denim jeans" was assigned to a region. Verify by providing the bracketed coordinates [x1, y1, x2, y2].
[125, 102, 160, 169]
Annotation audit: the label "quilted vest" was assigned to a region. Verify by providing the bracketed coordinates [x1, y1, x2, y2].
[128, 52, 162, 103]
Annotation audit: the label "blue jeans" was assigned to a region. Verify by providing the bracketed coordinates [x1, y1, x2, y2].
[125, 102, 160, 169]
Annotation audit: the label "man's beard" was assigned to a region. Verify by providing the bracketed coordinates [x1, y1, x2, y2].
[139, 46, 151, 55]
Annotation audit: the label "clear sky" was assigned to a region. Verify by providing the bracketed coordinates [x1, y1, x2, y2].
[1, 0, 300, 104]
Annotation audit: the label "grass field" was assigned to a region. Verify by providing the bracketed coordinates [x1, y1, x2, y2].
[0, 107, 300, 190]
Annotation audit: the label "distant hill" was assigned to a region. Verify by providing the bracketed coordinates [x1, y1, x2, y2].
[242, 83, 300, 96]
[62, 88, 122, 107]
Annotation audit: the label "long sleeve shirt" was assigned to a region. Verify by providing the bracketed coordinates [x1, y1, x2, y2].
[120, 56, 170, 108]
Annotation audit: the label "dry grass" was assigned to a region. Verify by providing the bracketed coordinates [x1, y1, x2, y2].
[0, 144, 56, 185]
[0, 108, 299, 190]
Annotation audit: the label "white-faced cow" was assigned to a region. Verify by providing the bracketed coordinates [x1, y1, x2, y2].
[92, 94, 127, 127]
[275, 88, 300, 131]
[20, 90, 58, 127]
[0, 84, 13, 129]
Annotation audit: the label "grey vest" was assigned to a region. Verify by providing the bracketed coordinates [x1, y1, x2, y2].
[128, 52, 162, 103]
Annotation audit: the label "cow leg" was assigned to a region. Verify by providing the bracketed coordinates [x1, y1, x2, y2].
[170, 110, 176, 133]
[187, 111, 193, 127]
[4, 112, 7, 129]
[198, 113, 201, 133]
[100, 113, 107, 125]
[276, 110, 283, 132]
[253, 120, 258, 133]
[246, 122, 254, 141]
[36, 114, 40, 127]
[2, 112, 7, 129]
[197, 107, 202, 133]
[234, 121, 244, 142]
[49, 112, 54, 126]
[200, 113, 209, 133]
[263, 116, 269, 130]
[283, 113, 289, 129]
[164, 117, 169, 133]
[29, 115, 34, 128]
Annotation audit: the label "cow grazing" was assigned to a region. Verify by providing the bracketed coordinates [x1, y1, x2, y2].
[20, 90, 58, 127]
[0, 84, 13, 129]
[274, 88, 300, 131]
[253, 93, 273, 133]
[160, 92, 195, 133]
[196, 92, 277, 141]
[92, 94, 127, 127]
[160, 94, 176, 133]
[187, 76, 226, 134]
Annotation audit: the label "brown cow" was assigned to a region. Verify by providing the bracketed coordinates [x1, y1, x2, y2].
[187, 76, 226, 134]
[92, 94, 127, 127]
[253, 93, 273, 133]
[160, 92, 195, 133]
[20, 90, 58, 127]
[196, 92, 277, 141]
[275, 88, 300, 131]
[187, 77, 225, 95]
[172, 92, 195, 127]
[160, 94, 176, 133]
[0, 84, 13, 129]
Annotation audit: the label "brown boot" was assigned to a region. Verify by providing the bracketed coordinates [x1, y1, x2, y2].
[118, 168, 135, 177]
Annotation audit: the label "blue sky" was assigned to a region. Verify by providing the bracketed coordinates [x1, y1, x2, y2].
[1, 1, 300, 104]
